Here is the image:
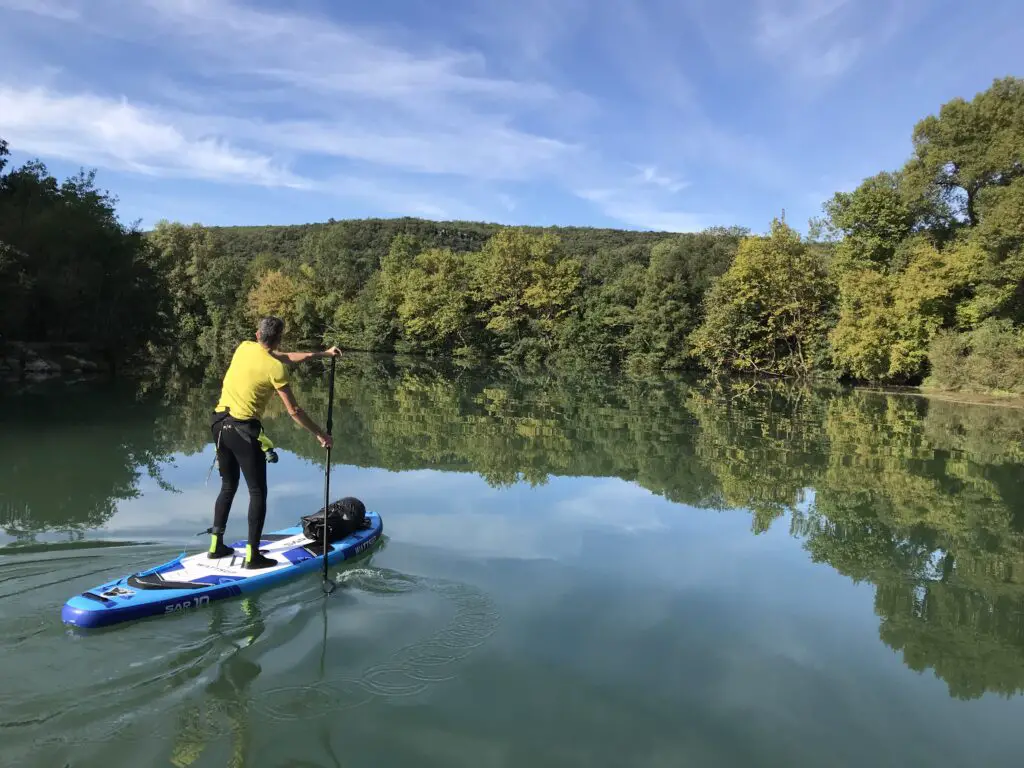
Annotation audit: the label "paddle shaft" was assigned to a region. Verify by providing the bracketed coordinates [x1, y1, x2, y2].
[322, 354, 336, 589]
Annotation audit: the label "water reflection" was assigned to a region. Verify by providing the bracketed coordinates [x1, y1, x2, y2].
[4, 361, 1024, 702]
[167, 597, 265, 768]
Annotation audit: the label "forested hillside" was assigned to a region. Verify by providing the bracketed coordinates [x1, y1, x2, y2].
[2, 76, 1022, 391]
[146, 213, 746, 371]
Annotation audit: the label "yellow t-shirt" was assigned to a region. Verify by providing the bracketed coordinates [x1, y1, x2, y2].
[214, 340, 289, 421]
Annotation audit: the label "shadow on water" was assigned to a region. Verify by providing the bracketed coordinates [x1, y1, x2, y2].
[1, 540, 153, 555]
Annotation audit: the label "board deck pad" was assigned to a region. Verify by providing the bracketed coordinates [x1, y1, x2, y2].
[62, 512, 383, 629]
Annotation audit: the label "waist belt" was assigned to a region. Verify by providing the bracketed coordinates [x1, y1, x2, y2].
[210, 409, 263, 444]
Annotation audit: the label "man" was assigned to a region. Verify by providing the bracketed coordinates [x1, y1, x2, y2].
[207, 316, 341, 569]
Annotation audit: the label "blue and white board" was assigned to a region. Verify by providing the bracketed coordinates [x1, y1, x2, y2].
[61, 512, 383, 629]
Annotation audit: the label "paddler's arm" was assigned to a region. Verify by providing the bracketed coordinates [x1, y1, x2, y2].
[271, 346, 342, 364]
[275, 385, 333, 448]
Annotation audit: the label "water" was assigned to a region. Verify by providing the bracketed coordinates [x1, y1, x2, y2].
[3, 360, 1024, 767]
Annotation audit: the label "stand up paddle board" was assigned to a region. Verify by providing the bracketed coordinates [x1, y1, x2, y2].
[61, 511, 383, 629]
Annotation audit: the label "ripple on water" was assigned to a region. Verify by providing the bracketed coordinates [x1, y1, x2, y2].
[2, 544, 501, 767]
[254, 567, 500, 720]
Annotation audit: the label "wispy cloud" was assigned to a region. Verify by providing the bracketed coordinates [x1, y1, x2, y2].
[753, 0, 915, 82]
[0, 0, 579, 189]
[310, 174, 486, 221]
[220, 117, 575, 182]
[576, 188, 706, 233]
[754, 0, 862, 80]
[4, 0, 1001, 234]
[0, 0, 755, 229]
[139, 0, 557, 105]
[0, 86, 304, 188]
[634, 165, 688, 194]
[0, 0, 79, 21]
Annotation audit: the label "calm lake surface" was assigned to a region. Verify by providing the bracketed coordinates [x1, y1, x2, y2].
[3, 358, 1024, 767]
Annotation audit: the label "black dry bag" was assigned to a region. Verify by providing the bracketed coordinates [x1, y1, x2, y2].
[301, 496, 367, 544]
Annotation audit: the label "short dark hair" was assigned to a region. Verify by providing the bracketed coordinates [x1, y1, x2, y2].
[257, 316, 285, 348]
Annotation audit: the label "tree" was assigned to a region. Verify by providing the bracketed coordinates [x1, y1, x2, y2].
[828, 268, 899, 381]
[689, 219, 835, 377]
[820, 78, 1024, 390]
[965, 177, 1024, 326]
[903, 76, 1024, 229]
[553, 242, 649, 368]
[148, 221, 215, 341]
[246, 269, 300, 337]
[395, 247, 477, 354]
[822, 171, 918, 272]
[627, 229, 741, 371]
[830, 236, 976, 383]
[0, 239, 32, 335]
[473, 228, 582, 364]
[0, 144, 168, 358]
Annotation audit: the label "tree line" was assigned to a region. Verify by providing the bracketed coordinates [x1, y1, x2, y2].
[2, 76, 1022, 391]
[0, 139, 167, 359]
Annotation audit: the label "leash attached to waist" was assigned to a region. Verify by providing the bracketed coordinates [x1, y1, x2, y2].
[205, 409, 276, 484]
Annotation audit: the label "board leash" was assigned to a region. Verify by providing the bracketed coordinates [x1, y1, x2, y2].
[321, 353, 337, 594]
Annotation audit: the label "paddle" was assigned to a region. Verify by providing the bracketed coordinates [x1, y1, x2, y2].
[321, 353, 337, 594]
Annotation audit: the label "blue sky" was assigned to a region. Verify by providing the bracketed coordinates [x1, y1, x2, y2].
[0, 0, 1019, 233]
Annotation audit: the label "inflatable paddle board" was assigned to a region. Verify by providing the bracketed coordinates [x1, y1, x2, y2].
[61, 512, 383, 629]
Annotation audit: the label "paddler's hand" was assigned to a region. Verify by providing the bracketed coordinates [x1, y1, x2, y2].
[323, 346, 342, 358]
[317, 432, 334, 449]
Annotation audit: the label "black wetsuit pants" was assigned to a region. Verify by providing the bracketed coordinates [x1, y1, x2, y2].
[211, 414, 267, 551]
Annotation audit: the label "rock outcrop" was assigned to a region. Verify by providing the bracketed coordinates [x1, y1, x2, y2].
[0, 342, 111, 382]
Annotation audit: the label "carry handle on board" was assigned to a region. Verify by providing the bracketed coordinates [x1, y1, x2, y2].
[321, 353, 337, 594]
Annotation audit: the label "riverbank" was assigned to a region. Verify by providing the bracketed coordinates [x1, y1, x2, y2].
[0, 342, 111, 382]
[6, 339, 1024, 415]
[857, 383, 1024, 410]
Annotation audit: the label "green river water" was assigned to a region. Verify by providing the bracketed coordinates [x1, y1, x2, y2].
[3, 359, 1024, 766]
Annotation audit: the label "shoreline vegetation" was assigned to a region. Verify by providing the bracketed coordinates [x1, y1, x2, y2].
[2, 76, 1023, 397]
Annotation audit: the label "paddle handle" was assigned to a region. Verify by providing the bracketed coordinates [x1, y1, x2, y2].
[322, 354, 337, 592]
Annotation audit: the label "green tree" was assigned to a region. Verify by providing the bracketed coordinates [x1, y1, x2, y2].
[928, 319, 1024, 394]
[903, 76, 1024, 229]
[473, 228, 582, 365]
[148, 221, 216, 342]
[627, 229, 742, 371]
[396, 247, 478, 354]
[830, 237, 975, 382]
[822, 78, 1024, 389]
[246, 269, 301, 335]
[823, 171, 918, 272]
[0, 146, 168, 359]
[689, 220, 835, 377]
[554, 243, 648, 369]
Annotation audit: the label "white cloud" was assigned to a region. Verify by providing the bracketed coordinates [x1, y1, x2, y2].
[0, 86, 305, 188]
[0, 0, 775, 228]
[311, 175, 484, 221]
[577, 188, 706, 233]
[138, 0, 558, 105]
[753, 0, 915, 82]
[551, 478, 668, 533]
[756, 0, 852, 49]
[755, 0, 861, 79]
[220, 117, 574, 182]
[634, 165, 688, 194]
[0, 0, 79, 20]
[0, 0, 580, 200]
